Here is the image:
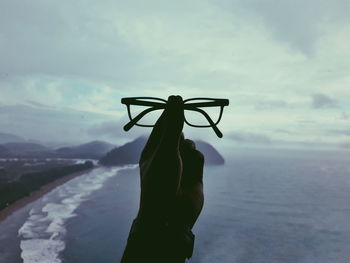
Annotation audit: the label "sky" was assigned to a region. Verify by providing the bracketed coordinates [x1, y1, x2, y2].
[0, 0, 349, 149]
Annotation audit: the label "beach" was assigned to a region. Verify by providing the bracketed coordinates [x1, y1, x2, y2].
[0, 168, 93, 222]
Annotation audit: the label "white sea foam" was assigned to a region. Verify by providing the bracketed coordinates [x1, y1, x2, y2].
[18, 165, 137, 263]
[20, 239, 65, 263]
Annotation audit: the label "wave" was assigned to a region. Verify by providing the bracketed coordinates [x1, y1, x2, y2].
[18, 165, 137, 263]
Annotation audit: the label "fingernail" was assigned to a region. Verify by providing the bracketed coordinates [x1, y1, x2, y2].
[168, 95, 183, 105]
[167, 95, 176, 104]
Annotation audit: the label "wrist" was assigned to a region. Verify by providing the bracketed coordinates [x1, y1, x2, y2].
[127, 217, 195, 260]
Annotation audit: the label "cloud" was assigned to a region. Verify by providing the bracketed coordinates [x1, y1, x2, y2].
[87, 120, 145, 141]
[88, 121, 121, 138]
[219, 0, 350, 55]
[0, 103, 112, 143]
[26, 100, 56, 109]
[0, 102, 144, 144]
[274, 129, 293, 135]
[0, 0, 145, 82]
[340, 112, 349, 120]
[227, 132, 271, 144]
[340, 142, 350, 149]
[273, 139, 337, 150]
[328, 129, 350, 136]
[0, 0, 349, 150]
[311, 93, 338, 109]
[255, 100, 288, 110]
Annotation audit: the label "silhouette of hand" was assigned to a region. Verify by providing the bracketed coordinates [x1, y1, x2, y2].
[138, 95, 204, 229]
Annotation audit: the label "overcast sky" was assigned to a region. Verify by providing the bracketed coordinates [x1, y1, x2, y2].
[0, 0, 349, 149]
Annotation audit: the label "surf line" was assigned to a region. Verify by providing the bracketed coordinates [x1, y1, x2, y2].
[18, 165, 137, 263]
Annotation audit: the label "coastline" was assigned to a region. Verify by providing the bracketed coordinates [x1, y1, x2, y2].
[0, 167, 94, 223]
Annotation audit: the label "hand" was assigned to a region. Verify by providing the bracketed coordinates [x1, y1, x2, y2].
[120, 95, 204, 263]
[138, 95, 204, 229]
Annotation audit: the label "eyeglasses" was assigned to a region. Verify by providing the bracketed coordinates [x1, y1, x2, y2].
[121, 97, 229, 138]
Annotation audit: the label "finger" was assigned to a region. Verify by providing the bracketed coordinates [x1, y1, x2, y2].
[159, 95, 184, 151]
[140, 95, 183, 161]
[181, 139, 196, 150]
[140, 109, 167, 161]
[180, 140, 205, 186]
[184, 149, 204, 184]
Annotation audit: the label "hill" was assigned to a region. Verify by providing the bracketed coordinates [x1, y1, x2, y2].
[2, 142, 51, 157]
[0, 145, 11, 157]
[194, 140, 225, 165]
[0, 133, 25, 144]
[55, 141, 115, 159]
[99, 137, 225, 166]
[99, 137, 146, 165]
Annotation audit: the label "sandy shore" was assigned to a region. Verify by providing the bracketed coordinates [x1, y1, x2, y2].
[0, 167, 94, 223]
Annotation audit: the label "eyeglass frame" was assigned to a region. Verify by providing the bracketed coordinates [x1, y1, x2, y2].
[121, 97, 229, 138]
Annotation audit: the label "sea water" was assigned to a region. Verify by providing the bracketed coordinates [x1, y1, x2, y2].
[0, 149, 349, 263]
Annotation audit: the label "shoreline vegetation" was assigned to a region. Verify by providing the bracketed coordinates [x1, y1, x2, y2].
[0, 162, 94, 222]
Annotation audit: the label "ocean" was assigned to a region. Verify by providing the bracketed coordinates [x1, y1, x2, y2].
[0, 148, 349, 263]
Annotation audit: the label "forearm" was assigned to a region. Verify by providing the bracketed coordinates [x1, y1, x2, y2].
[121, 241, 186, 263]
[120, 218, 194, 263]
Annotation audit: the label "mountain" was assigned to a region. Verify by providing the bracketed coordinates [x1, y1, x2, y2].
[195, 140, 225, 165]
[0, 145, 11, 157]
[99, 137, 225, 166]
[99, 137, 146, 165]
[0, 133, 25, 144]
[55, 141, 115, 159]
[2, 142, 50, 155]
[0, 142, 54, 158]
[0, 140, 115, 159]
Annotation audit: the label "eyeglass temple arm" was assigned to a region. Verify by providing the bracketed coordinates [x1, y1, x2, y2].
[187, 107, 223, 138]
[183, 100, 229, 108]
[123, 107, 159, 131]
[122, 100, 166, 107]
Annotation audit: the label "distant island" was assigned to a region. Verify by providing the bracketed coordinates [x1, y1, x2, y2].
[99, 137, 225, 166]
